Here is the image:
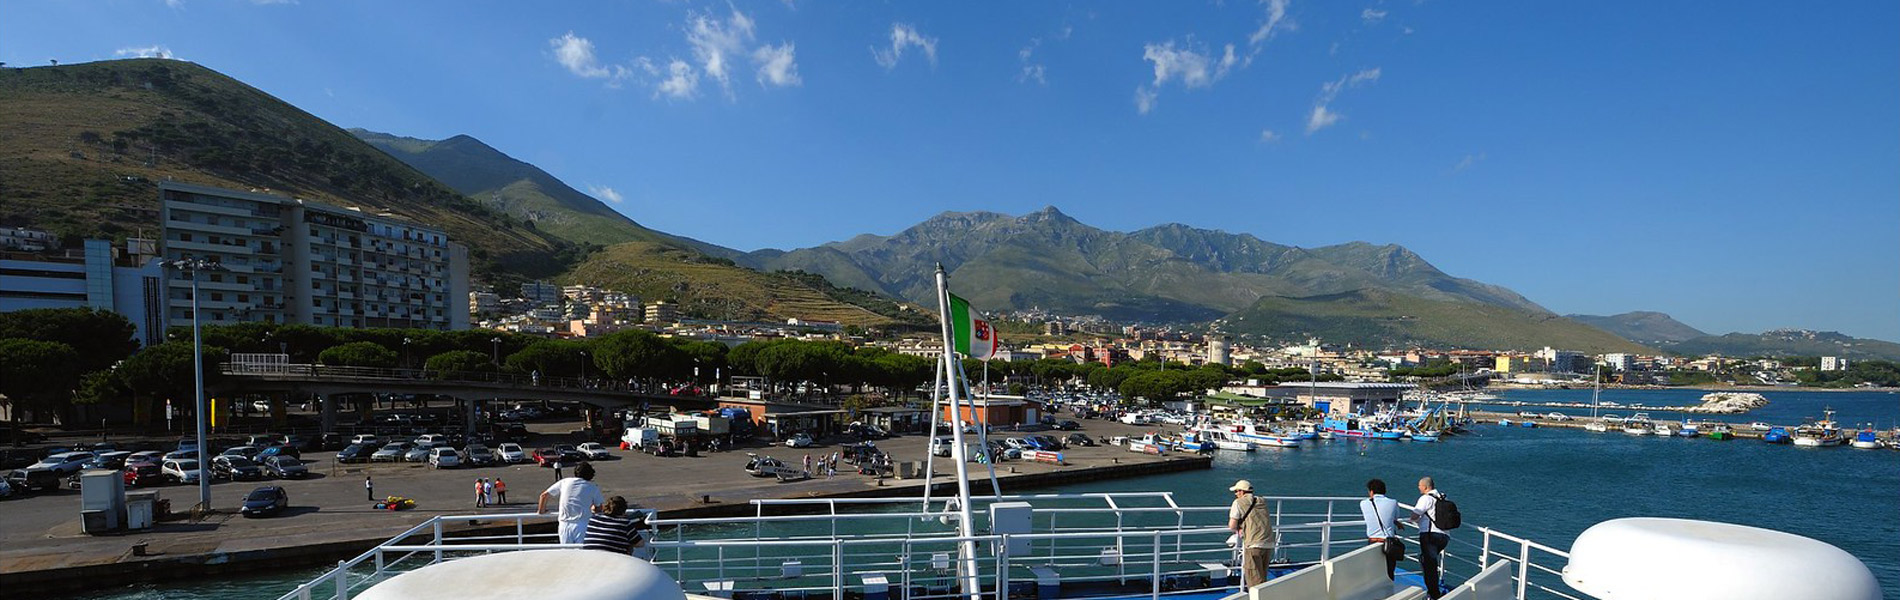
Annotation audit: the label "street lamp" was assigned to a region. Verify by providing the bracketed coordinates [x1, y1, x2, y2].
[402, 337, 413, 371]
[166, 258, 225, 513]
[490, 337, 502, 366]
[579, 350, 588, 384]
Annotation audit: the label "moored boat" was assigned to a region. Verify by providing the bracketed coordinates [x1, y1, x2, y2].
[1792, 408, 1846, 447]
[1706, 424, 1734, 441]
[1850, 429, 1882, 450]
[1763, 426, 1793, 444]
[1624, 421, 1653, 435]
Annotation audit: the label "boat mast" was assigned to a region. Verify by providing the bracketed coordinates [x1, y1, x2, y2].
[931, 264, 981, 600]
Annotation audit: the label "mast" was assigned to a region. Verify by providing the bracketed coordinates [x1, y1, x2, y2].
[931, 264, 981, 600]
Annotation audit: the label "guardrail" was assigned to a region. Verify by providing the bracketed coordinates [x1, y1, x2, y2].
[220, 362, 678, 395]
[276, 493, 1581, 600]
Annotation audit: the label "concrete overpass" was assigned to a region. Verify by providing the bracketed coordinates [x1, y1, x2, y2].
[212, 362, 718, 436]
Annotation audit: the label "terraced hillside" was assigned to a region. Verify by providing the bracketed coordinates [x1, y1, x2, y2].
[564, 242, 931, 328]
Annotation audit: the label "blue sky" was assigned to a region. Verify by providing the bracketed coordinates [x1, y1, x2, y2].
[5, 1, 1897, 341]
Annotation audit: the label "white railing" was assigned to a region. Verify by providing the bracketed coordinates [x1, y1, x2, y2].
[277, 493, 1582, 600]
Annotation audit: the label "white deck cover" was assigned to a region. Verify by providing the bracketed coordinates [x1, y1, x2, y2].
[1562, 518, 1882, 600]
[356, 549, 688, 600]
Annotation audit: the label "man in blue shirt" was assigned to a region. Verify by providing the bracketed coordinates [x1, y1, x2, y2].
[1358, 478, 1403, 580]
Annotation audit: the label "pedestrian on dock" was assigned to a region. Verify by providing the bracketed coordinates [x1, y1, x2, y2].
[1411, 477, 1452, 599]
[1227, 480, 1276, 588]
[365, 475, 374, 501]
[484, 478, 496, 506]
[539, 462, 605, 545]
[1359, 478, 1403, 580]
[495, 478, 508, 504]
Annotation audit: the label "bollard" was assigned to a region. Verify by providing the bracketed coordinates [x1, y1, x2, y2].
[131, 542, 149, 556]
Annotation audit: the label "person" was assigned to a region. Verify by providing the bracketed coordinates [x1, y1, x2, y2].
[553, 461, 564, 482]
[539, 462, 606, 545]
[1227, 480, 1275, 588]
[1359, 478, 1404, 580]
[483, 478, 496, 506]
[475, 478, 488, 508]
[365, 475, 374, 501]
[582, 496, 645, 554]
[803, 454, 812, 477]
[1411, 477, 1451, 599]
[495, 478, 508, 504]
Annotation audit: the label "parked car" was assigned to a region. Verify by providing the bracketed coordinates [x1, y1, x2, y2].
[212, 455, 265, 481]
[428, 447, 462, 469]
[403, 444, 439, 462]
[496, 443, 528, 464]
[6, 469, 63, 492]
[257, 442, 301, 459]
[350, 434, 382, 446]
[240, 486, 289, 518]
[784, 433, 814, 448]
[414, 433, 449, 447]
[247, 434, 282, 447]
[1546, 413, 1574, 421]
[576, 442, 611, 460]
[1055, 420, 1082, 431]
[532, 447, 573, 467]
[1028, 434, 1065, 450]
[930, 436, 955, 457]
[371, 442, 413, 462]
[162, 459, 203, 484]
[128, 450, 165, 465]
[463, 444, 498, 466]
[123, 462, 164, 487]
[317, 433, 348, 451]
[163, 449, 199, 462]
[30, 452, 97, 476]
[85, 451, 134, 471]
[261, 455, 308, 479]
[0, 478, 13, 499]
[1064, 433, 1097, 447]
[222, 446, 260, 459]
[1001, 438, 1029, 451]
[336, 443, 371, 464]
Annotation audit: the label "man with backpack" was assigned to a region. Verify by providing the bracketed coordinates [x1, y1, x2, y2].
[1410, 476, 1459, 599]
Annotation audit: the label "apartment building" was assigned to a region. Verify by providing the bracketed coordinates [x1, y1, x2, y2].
[158, 182, 469, 330]
[0, 238, 167, 346]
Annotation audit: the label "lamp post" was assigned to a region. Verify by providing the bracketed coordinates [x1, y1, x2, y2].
[579, 350, 588, 384]
[402, 337, 413, 370]
[167, 258, 225, 513]
[490, 337, 502, 366]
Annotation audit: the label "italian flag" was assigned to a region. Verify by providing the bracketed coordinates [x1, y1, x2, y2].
[948, 293, 997, 361]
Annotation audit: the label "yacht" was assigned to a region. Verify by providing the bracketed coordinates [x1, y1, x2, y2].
[1583, 365, 1611, 433]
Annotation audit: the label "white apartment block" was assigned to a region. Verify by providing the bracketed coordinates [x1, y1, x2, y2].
[1820, 356, 1849, 371]
[158, 182, 469, 330]
[1601, 353, 1636, 371]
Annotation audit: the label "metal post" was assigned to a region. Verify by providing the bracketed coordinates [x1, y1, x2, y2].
[1479, 529, 1492, 569]
[834, 540, 845, 600]
[931, 265, 980, 600]
[375, 549, 385, 579]
[1150, 531, 1162, 600]
[996, 536, 1010, 600]
[433, 520, 445, 564]
[1516, 544, 1532, 599]
[335, 559, 348, 600]
[177, 261, 215, 513]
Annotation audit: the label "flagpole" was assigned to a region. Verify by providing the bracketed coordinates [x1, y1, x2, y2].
[954, 356, 1003, 498]
[920, 351, 947, 518]
[932, 264, 981, 600]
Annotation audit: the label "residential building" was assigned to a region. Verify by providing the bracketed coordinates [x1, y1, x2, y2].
[1535, 347, 1589, 373]
[0, 239, 167, 346]
[1, 227, 58, 252]
[645, 301, 679, 324]
[469, 291, 501, 314]
[521, 281, 561, 305]
[158, 181, 469, 330]
[1821, 356, 1850, 372]
[1602, 353, 1636, 372]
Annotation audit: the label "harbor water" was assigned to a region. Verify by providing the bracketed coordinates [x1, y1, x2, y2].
[60, 390, 1900, 599]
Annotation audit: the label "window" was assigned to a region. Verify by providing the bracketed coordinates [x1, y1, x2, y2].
[210, 293, 223, 301]
[178, 233, 193, 242]
[208, 274, 223, 283]
[237, 275, 248, 284]
[237, 294, 249, 303]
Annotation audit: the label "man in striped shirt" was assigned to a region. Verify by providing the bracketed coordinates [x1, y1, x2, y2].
[582, 496, 646, 555]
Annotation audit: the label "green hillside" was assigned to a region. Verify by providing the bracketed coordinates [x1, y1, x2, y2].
[563, 242, 931, 328]
[351, 129, 739, 258]
[1566, 311, 1709, 344]
[0, 59, 576, 280]
[1665, 330, 1900, 361]
[1220, 289, 1650, 353]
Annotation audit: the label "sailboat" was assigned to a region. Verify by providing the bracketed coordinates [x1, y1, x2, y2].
[1584, 365, 1611, 433]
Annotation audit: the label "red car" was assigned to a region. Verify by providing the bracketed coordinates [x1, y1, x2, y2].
[123, 463, 163, 487]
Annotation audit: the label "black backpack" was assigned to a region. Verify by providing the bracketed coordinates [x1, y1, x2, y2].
[1430, 492, 1462, 530]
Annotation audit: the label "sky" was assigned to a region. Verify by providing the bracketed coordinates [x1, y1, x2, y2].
[5, 1, 1897, 341]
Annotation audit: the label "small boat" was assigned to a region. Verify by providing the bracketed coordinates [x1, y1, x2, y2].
[1294, 423, 1320, 440]
[1584, 421, 1611, 433]
[1850, 429, 1882, 450]
[1518, 420, 1539, 428]
[1792, 408, 1845, 447]
[1499, 418, 1514, 426]
[1653, 423, 1675, 436]
[1409, 430, 1441, 442]
[1676, 421, 1701, 437]
[1706, 424, 1734, 441]
[1192, 427, 1256, 452]
[1624, 421, 1653, 436]
[1762, 427, 1792, 444]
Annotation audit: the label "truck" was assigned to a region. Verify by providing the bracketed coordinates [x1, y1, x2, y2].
[621, 427, 660, 449]
[690, 414, 730, 437]
[650, 415, 699, 439]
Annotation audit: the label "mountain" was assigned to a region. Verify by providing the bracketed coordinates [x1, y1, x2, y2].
[741, 207, 1549, 321]
[1665, 329, 1900, 361]
[1221, 289, 1650, 353]
[1566, 311, 1710, 344]
[350, 129, 738, 258]
[0, 59, 573, 280]
[563, 242, 930, 328]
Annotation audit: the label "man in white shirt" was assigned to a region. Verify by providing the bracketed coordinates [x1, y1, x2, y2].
[538, 462, 606, 544]
[1410, 477, 1450, 599]
[1358, 478, 1403, 580]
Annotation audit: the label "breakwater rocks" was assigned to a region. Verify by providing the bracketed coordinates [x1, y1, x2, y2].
[1688, 392, 1770, 414]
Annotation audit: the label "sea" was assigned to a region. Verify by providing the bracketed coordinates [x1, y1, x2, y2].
[62, 389, 1900, 599]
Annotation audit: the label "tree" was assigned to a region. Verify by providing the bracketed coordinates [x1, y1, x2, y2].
[0, 339, 81, 427]
[318, 341, 398, 368]
[594, 330, 689, 384]
[0, 307, 137, 374]
[504, 340, 593, 378]
[116, 340, 227, 408]
[425, 350, 495, 377]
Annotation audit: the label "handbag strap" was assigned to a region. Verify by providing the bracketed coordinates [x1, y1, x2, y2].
[1369, 497, 1392, 538]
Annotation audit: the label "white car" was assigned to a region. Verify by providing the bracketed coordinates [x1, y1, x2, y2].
[496, 443, 528, 464]
[784, 433, 814, 448]
[163, 458, 203, 484]
[31, 452, 97, 476]
[351, 434, 382, 446]
[1546, 413, 1573, 421]
[428, 447, 462, 469]
[577, 442, 612, 460]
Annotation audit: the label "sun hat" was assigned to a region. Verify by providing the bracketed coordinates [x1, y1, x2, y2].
[1229, 480, 1253, 492]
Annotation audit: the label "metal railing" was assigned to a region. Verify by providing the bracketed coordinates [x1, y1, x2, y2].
[277, 493, 1582, 600]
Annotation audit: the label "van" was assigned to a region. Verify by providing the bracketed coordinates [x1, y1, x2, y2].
[929, 436, 955, 457]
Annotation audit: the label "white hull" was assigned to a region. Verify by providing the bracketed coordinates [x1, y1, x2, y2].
[1213, 439, 1255, 451]
[1792, 437, 1843, 447]
[1624, 426, 1651, 435]
[1584, 422, 1610, 433]
[1851, 440, 1883, 450]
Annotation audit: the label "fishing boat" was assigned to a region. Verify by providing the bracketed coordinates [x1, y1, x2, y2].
[1706, 424, 1734, 441]
[1850, 428, 1882, 450]
[1294, 422, 1320, 440]
[1227, 423, 1302, 448]
[1409, 430, 1442, 442]
[1676, 420, 1701, 437]
[1763, 426, 1793, 444]
[1652, 423, 1674, 437]
[1321, 414, 1404, 440]
[1792, 408, 1846, 447]
[1623, 420, 1653, 436]
[1191, 427, 1256, 452]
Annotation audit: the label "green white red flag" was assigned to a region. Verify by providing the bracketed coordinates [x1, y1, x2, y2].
[948, 293, 997, 361]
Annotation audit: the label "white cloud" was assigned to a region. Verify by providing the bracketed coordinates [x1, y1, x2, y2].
[655, 59, 699, 100]
[549, 32, 629, 84]
[1133, 39, 1234, 114]
[1245, 0, 1295, 65]
[587, 185, 625, 204]
[1361, 8, 1387, 24]
[752, 43, 800, 87]
[115, 45, 177, 59]
[1453, 152, 1486, 172]
[1018, 40, 1047, 85]
[872, 23, 938, 70]
[1259, 129, 1282, 142]
[164, 0, 184, 8]
[1306, 67, 1380, 134]
[686, 8, 757, 96]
